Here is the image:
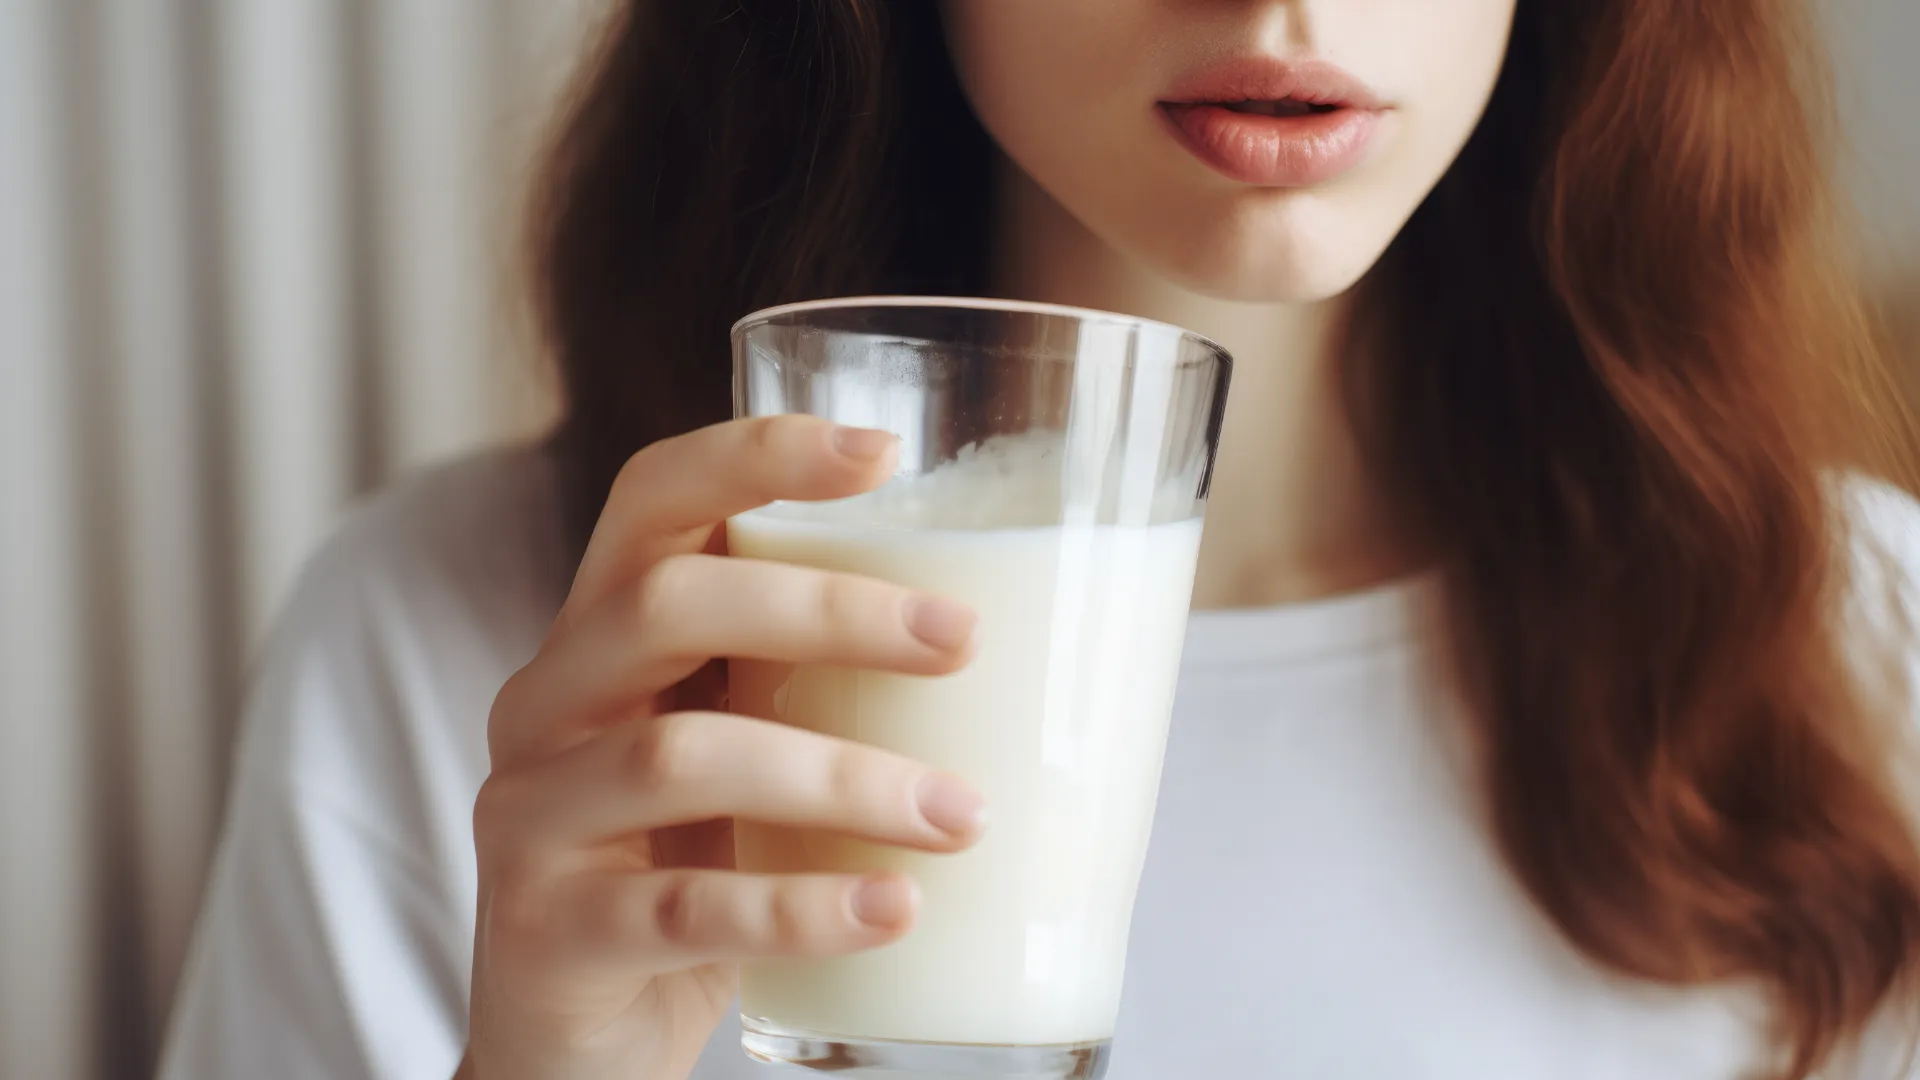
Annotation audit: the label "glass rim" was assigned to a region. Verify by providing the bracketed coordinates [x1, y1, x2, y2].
[730, 294, 1232, 370]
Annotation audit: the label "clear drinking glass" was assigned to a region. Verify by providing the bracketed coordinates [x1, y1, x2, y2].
[727, 297, 1232, 1079]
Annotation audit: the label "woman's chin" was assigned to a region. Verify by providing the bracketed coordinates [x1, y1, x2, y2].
[1154, 249, 1382, 305]
[1131, 208, 1397, 304]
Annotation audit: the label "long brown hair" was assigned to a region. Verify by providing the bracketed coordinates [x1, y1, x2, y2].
[531, 1, 1920, 1074]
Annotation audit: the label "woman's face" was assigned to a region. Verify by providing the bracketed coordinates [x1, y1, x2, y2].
[943, 0, 1518, 302]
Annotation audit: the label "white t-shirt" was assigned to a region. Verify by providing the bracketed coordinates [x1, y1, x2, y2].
[159, 448, 1920, 1080]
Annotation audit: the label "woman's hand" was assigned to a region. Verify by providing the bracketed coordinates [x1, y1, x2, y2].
[459, 416, 985, 1080]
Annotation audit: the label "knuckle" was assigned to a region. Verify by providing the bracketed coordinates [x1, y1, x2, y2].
[652, 873, 709, 947]
[484, 663, 565, 769]
[471, 776, 546, 884]
[633, 554, 700, 636]
[626, 713, 704, 791]
[767, 883, 816, 950]
[470, 775, 517, 846]
[814, 573, 857, 626]
[822, 744, 869, 809]
[588, 876, 648, 947]
[609, 444, 659, 505]
[814, 574, 886, 643]
[487, 669, 534, 729]
[488, 868, 558, 944]
[742, 417, 807, 500]
[747, 414, 816, 461]
[746, 415, 783, 454]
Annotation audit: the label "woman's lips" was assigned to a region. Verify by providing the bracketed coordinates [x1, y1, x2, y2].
[1159, 102, 1381, 187]
[1157, 58, 1386, 188]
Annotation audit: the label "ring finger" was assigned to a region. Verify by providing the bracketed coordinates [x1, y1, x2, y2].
[540, 868, 921, 975]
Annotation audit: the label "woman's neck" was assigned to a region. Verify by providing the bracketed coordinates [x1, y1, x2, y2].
[988, 165, 1411, 608]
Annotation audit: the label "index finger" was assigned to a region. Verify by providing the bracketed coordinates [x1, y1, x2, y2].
[566, 415, 897, 614]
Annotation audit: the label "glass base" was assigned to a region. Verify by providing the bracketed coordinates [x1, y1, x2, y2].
[740, 1015, 1110, 1079]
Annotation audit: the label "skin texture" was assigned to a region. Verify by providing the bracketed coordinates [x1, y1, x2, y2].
[966, 0, 1516, 605]
[467, 417, 987, 1080]
[944, 0, 1516, 302]
[496, 1, 1920, 1076]
[463, 3, 1516, 1076]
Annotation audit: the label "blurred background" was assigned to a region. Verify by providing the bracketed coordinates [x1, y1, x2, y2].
[0, 2, 592, 1077]
[0, 2, 1914, 1079]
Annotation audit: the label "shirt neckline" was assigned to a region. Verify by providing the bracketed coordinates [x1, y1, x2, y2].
[1181, 571, 1440, 671]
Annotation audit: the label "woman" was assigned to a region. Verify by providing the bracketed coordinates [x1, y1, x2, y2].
[161, 1, 1920, 1078]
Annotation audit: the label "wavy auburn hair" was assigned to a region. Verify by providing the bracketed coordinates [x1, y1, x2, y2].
[532, 1, 1920, 1074]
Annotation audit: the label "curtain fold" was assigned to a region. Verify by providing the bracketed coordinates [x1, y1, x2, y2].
[1, 6, 98, 1078]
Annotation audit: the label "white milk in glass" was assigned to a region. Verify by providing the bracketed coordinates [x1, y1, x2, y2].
[729, 435, 1204, 1047]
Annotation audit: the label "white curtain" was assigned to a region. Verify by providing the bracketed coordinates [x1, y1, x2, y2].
[0, 3, 600, 1077]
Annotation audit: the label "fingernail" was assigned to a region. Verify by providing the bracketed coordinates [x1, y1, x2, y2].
[850, 875, 918, 929]
[916, 773, 988, 837]
[833, 426, 896, 461]
[905, 597, 976, 652]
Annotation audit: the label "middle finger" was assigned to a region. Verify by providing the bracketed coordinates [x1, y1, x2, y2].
[493, 554, 977, 762]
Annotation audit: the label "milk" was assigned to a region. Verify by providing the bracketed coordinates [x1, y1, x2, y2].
[729, 488, 1203, 1047]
